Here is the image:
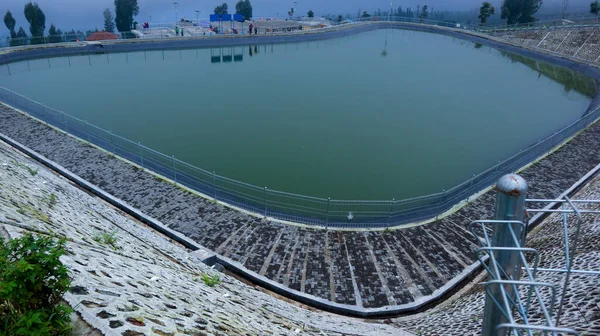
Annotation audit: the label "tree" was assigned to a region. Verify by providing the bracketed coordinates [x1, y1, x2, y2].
[479, 2, 496, 24]
[592, 1, 600, 20]
[103, 8, 115, 32]
[24, 2, 46, 44]
[338, 14, 343, 23]
[308, 10, 314, 18]
[501, 0, 542, 25]
[235, 0, 252, 21]
[4, 10, 16, 38]
[288, 7, 295, 19]
[114, 0, 139, 32]
[362, 11, 371, 18]
[214, 3, 228, 15]
[421, 5, 429, 19]
[48, 24, 63, 43]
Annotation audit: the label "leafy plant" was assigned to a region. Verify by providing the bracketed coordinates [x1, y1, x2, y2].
[0, 233, 73, 335]
[16, 203, 51, 223]
[201, 273, 221, 287]
[11, 160, 38, 176]
[92, 231, 119, 250]
[41, 193, 58, 209]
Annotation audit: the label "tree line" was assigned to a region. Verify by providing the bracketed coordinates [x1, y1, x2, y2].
[6, 0, 600, 47]
[3, 0, 139, 46]
[213, 1, 253, 21]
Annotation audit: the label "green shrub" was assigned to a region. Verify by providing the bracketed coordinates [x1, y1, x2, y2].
[0, 233, 73, 335]
[92, 231, 119, 250]
[201, 273, 221, 288]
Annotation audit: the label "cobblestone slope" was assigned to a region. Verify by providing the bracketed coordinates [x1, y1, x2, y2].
[0, 139, 410, 335]
[1, 98, 600, 311]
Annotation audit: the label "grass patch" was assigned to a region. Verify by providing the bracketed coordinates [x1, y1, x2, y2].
[11, 160, 38, 176]
[201, 273, 221, 288]
[92, 231, 119, 250]
[41, 193, 58, 209]
[16, 203, 51, 223]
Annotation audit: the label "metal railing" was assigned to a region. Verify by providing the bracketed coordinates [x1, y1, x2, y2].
[0, 16, 476, 49]
[475, 16, 600, 33]
[0, 22, 353, 48]
[0, 85, 599, 228]
[473, 174, 600, 335]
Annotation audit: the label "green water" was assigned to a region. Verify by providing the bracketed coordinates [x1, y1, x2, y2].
[0, 29, 596, 200]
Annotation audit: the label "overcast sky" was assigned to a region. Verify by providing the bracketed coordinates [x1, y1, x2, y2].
[0, 0, 574, 37]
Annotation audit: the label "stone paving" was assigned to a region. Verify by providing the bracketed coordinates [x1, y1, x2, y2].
[0, 95, 600, 312]
[493, 26, 600, 63]
[0, 139, 410, 335]
[393, 172, 600, 335]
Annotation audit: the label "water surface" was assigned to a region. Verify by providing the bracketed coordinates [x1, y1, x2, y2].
[0, 29, 596, 199]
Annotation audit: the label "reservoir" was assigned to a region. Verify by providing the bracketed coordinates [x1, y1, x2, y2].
[0, 29, 596, 200]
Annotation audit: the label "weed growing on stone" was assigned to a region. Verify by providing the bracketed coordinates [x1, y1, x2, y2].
[92, 231, 119, 250]
[41, 193, 58, 209]
[16, 203, 51, 223]
[0, 233, 73, 335]
[201, 273, 221, 287]
[11, 159, 38, 176]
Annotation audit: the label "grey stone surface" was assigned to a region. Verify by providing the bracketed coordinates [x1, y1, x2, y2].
[0, 139, 410, 335]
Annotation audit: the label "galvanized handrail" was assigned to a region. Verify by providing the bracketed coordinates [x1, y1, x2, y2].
[475, 174, 598, 335]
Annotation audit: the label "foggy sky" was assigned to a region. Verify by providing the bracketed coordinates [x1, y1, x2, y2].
[0, 0, 575, 37]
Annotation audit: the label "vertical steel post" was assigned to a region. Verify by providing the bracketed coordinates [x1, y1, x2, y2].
[326, 197, 330, 227]
[481, 174, 528, 336]
[213, 171, 217, 200]
[264, 187, 268, 216]
[109, 131, 115, 154]
[84, 120, 91, 142]
[172, 155, 177, 183]
[138, 142, 144, 167]
[388, 198, 395, 226]
[61, 112, 67, 130]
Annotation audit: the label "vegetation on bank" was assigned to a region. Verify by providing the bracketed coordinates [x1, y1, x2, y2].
[0, 233, 72, 335]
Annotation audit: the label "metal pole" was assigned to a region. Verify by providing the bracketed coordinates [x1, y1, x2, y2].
[84, 120, 91, 142]
[138, 142, 144, 167]
[326, 197, 330, 227]
[388, 198, 394, 226]
[172, 155, 177, 182]
[481, 174, 528, 336]
[109, 131, 115, 154]
[264, 187, 268, 216]
[213, 171, 217, 200]
[61, 112, 67, 130]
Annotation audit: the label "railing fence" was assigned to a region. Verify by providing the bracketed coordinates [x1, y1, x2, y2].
[1, 84, 598, 228]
